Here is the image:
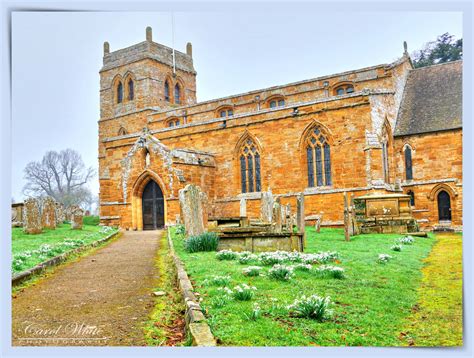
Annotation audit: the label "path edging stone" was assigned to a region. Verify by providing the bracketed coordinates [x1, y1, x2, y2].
[167, 228, 216, 347]
[12, 230, 120, 286]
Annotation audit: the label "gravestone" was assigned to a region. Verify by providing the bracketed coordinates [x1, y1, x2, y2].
[260, 189, 274, 223]
[272, 198, 282, 233]
[179, 184, 206, 237]
[296, 193, 305, 234]
[23, 198, 42, 234]
[11, 203, 24, 227]
[55, 202, 65, 225]
[41, 197, 57, 229]
[239, 198, 247, 217]
[71, 208, 84, 230]
[314, 214, 322, 233]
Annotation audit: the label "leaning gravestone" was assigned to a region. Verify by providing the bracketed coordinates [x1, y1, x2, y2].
[41, 197, 57, 229]
[71, 208, 84, 230]
[260, 189, 274, 223]
[179, 184, 206, 237]
[23, 198, 42, 234]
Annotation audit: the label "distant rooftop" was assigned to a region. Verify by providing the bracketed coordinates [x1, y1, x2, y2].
[395, 60, 462, 136]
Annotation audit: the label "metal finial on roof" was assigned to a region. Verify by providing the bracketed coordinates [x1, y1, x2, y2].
[403, 41, 408, 55]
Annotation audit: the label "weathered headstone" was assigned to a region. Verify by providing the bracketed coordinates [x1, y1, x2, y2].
[239, 198, 247, 217]
[55, 202, 65, 225]
[11, 203, 24, 227]
[296, 193, 305, 234]
[71, 208, 84, 230]
[23, 198, 42, 234]
[179, 184, 206, 237]
[41, 197, 57, 229]
[314, 214, 322, 233]
[272, 198, 282, 233]
[260, 189, 274, 223]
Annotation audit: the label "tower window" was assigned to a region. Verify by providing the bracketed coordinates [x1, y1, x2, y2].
[174, 84, 181, 104]
[128, 79, 134, 100]
[164, 80, 170, 102]
[239, 137, 261, 193]
[306, 127, 332, 187]
[117, 82, 123, 103]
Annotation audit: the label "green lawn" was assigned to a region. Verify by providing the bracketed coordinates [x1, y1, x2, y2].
[171, 227, 437, 346]
[12, 218, 117, 274]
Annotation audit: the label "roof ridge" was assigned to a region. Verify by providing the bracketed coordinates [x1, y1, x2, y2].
[411, 60, 463, 72]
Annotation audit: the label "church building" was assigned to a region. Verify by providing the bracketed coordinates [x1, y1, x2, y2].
[98, 27, 462, 231]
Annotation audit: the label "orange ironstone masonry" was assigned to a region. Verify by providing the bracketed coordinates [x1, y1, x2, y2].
[98, 28, 462, 231]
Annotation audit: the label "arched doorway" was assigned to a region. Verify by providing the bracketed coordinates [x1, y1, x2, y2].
[437, 190, 452, 222]
[142, 180, 164, 230]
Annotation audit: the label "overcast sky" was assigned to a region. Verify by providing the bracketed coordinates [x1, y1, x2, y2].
[11, 11, 462, 202]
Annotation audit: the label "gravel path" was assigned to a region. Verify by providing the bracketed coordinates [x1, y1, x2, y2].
[12, 230, 162, 346]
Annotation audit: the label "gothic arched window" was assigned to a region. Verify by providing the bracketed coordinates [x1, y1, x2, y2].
[405, 146, 413, 180]
[174, 84, 181, 104]
[239, 137, 261, 193]
[128, 79, 134, 100]
[117, 82, 123, 103]
[164, 80, 170, 102]
[118, 126, 127, 136]
[306, 127, 332, 187]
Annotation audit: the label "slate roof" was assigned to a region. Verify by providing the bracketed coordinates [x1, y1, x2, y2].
[394, 61, 462, 136]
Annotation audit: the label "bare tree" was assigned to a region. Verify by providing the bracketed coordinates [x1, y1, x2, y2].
[23, 149, 96, 208]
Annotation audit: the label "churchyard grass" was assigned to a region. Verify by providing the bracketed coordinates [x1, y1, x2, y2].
[12, 218, 117, 274]
[170, 226, 442, 346]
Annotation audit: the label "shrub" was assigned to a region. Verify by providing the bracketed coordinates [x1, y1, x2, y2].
[216, 249, 238, 260]
[83, 215, 99, 226]
[184, 232, 219, 253]
[175, 224, 186, 238]
[269, 264, 294, 281]
[238, 251, 258, 264]
[399, 235, 415, 245]
[293, 263, 312, 272]
[203, 275, 232, 287]
[316, 265, 345, 279]
[242, 266, 262, 277]
[287, 294, 333, 321]
[391, 244, 403, 252]
[377, 254, 392, 264]
[232, 284, 257, 301]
